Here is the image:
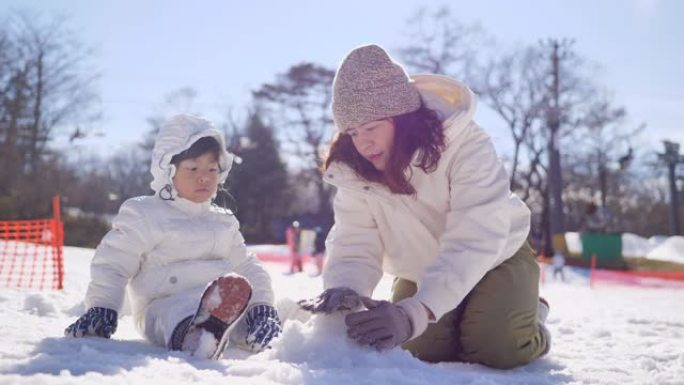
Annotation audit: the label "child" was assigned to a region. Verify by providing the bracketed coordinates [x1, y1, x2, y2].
[552, 250, 567, 282]
[310, 226, 326, 276]
[65, 114, 281, 360]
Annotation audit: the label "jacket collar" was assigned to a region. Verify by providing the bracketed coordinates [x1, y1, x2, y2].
[165, 196, 213, 215]
[323, 163, 395, 205]
[412, 74, 477, 142]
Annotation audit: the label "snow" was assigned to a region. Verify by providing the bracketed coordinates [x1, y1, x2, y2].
[648, 237, 684, 264]
[622, 232, 655, 258]
[564, 232, 684, 262]
[193, 329, 218, 359]
[1, 246, 683, 384]
[565, 232, 582, 255]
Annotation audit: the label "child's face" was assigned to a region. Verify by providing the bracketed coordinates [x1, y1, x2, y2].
[172, 152, 220, 203]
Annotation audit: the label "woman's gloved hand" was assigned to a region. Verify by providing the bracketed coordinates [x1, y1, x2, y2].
[297, 287, 362, 314]
[345, 296, 429, 350]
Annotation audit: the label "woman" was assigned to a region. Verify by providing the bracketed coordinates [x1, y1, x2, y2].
[299, 44, 550, 369]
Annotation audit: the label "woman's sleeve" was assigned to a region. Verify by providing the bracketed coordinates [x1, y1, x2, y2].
[414, 122, 530, 320]
[322, 188, 384, 297]
[84, 198, 154, 312]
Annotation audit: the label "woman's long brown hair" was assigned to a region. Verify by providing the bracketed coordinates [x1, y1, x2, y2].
[324, 103, 445, 195]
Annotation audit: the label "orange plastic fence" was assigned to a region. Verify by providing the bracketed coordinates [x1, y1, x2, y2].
[0, 196, 64, 290]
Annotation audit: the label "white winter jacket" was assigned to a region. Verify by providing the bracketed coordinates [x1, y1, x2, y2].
[322, 75, 531, 321]
[84, 115, 274, 328]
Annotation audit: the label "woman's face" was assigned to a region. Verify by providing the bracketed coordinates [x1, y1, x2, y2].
[347, 119, 395, 171]
[172, 152, 220, 203]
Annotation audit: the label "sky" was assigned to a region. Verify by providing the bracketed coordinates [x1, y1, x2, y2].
[1, 242, 684, 384]
[2, 0, 683, 160]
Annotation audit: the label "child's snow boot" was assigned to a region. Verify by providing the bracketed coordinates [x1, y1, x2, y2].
[175, 273, 252, 359]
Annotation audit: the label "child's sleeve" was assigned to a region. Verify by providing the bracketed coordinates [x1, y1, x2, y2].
[84, 199, 154, 312]
[227, 218, 275, 306]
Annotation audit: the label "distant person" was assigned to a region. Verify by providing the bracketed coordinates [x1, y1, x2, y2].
[584, 202, 610, 233]
[311, 226, 327, 276]
[286, 221, 303, 273]
[552, 250, 566, 282]
[298, 44, 550, 369]
[65, 114, 281, 359]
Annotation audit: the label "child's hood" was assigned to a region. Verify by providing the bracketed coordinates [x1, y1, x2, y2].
[149, 114, 234, 197]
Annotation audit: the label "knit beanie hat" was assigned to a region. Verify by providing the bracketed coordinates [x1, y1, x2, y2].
[332, 44, 422, 132]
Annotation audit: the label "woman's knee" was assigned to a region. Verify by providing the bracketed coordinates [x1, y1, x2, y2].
[390, 278, 417, 303]
[402, 309, 461, 363]
[459, 316, 539, 369]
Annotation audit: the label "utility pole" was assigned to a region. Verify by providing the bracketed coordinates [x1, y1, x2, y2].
[543, 39, 571, 256]
[598, 152, 608, 208]
[659, 140, 684, 235]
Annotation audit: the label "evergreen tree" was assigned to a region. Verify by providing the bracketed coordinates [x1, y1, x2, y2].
[227, 112, 289, 243]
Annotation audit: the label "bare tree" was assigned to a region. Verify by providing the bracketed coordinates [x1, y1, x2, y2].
[0, 21, 28, 198]
[141, 86, 200, 153]
[107, 145, 152, 203]
[253, 63, 336, 215]
[0, 10, 99, 217]
[396, 5, 654, 246]
[569, 94, 642, 205]
[12, 11, 99, 171]
[474, 47, 548, 186]
[397, 6, 491, 81]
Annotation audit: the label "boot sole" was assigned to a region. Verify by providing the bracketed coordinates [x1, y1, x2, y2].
[182, 273, 252, 360]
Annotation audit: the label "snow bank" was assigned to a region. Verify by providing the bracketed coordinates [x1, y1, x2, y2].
[647, 236, 684, 264]
[621, 233, 652, 258]
[564, 232, 582, 254]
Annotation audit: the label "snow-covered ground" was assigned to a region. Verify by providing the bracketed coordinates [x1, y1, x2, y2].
[1, 246, 683, 385]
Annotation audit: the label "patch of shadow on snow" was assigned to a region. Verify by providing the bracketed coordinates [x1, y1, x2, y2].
[5, 336, 260, 377]
[627, 318, 684, 329]
[23, 294, 57, 316]
[5, 337, 163, 375]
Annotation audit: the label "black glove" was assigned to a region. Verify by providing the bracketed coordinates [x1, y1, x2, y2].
[244, 304, 282, 352]
[65, 307, 118, 338]
[297, 287, 362, 314]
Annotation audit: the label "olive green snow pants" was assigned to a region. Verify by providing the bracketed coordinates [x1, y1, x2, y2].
[391, 242, 549, 369]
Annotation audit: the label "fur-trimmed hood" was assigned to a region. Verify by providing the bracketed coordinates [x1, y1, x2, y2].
[149, 114, 234, 199]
